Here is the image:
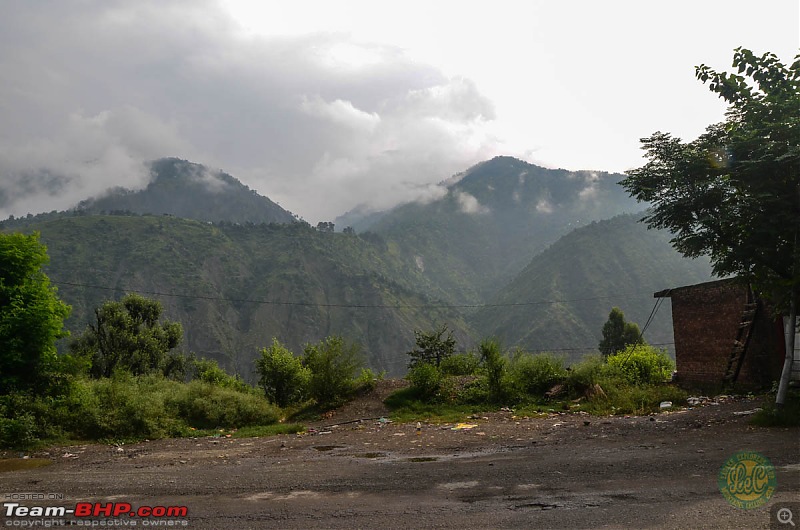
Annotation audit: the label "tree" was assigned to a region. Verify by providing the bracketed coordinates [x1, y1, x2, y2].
[302, 336, 362, 406]
[70, 293, 183, 378]
[598, 307, 645, 357]
[255, 339, 310, 407]
[0, 232, 71, 393]
[620, 48, 799, 402]
[406, 323, 456, 368]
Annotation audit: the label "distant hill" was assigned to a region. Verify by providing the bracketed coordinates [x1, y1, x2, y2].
[470, 213, 715, 361]
[366, 156, 642, 303]
[11, 215, 470, 378]
[76, 158, 297, 225]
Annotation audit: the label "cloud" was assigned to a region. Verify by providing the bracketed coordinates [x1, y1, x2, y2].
[0, 0, 503, 222]
[455, 191, 490, 215]
[535, 198, 554, 214]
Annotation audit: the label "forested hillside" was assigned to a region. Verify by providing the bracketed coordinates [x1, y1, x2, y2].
[470, 214, 714, 361]
[14, 215, 470, 378]
[364, 156, 642, 303]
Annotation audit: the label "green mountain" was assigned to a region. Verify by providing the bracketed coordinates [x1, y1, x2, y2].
[366, 156, 642, 304]
[76, 158, 297, 225]
[9, 215, 469, 378]
[470, 213, 715, 361]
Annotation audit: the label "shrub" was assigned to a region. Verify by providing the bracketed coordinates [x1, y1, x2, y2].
[193, 358, 252, 393]
[604, 345, 674, 386]
[406, 363, 442, 399]
[508, 352, 567, 397]
[170, 381, 280, 429]
[303, 336, 362, 407]
[565, 354, 605, 394]
[255, 339, 310, 407]
[479, 338, 507, 403]
[440, 353, 480, 376]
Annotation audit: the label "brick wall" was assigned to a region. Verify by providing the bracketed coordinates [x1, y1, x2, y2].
[664, 279, 784, 389]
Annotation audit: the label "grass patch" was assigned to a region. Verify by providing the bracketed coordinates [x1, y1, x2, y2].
[384, 386, 487, 423]
[751, 389, 800, 427]
[233, 423, 305, 438]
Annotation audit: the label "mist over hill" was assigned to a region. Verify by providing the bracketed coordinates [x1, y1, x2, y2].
[76, 158, 297, 225]
[360, 156, 643, 303]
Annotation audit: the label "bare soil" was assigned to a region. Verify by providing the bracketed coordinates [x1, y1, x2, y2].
[1, 381, 798, 529]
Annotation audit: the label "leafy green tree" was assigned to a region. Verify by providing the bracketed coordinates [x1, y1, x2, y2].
[406, 323, 456, 368]
[70, 293, 183, 378]
[620, 47, 799, 402]
[302, 336, 362, 407]
[255, 339, 310, 407]
[622, 48, 798, 300]
[0, 232, 70, 394]
[598, 307, 644, 357]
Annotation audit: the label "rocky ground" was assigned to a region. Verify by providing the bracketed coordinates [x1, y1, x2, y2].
[1, 381, 798, 529]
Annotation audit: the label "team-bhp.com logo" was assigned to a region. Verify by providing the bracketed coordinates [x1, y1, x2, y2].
[4, 502, 189, 526]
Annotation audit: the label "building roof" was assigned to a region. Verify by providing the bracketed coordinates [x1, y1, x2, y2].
[653, 277, 739, 298]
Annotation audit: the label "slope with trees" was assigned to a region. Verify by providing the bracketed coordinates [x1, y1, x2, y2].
[470, 214, 714, 361]
[363, 157, 642, 304]
[8, 214, 470, 378]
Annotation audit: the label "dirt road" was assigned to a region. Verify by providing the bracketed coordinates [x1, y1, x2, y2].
[1, 388, 798, 529]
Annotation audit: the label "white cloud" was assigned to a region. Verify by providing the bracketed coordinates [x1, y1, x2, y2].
[535, 198, 554, 214]
[456, 191, 489, 215]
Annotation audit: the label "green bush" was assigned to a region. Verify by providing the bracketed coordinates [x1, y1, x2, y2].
[440, 353, 480, 376]
[303, 336, 362, 407]
[406, 363, 442, 399]
[604, 345, 674, 386]
[479, 338, 508, 403]
[508, 352, 567, 397]
[170, 381, 280, 429]
[255, 339, 310, 407]
[565, 354, 605, 394]
[193, 358, 252, 393]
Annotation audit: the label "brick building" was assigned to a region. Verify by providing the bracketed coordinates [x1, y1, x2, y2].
[654, 279, 790, 390]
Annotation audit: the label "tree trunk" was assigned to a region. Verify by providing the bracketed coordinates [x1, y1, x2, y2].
[776, 296, 796, 407]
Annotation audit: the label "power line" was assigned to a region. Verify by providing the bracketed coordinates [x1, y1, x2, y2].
[50, 279, 661, 311]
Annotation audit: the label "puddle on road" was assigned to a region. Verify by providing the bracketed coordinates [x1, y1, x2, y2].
[408, 457, 439, 463]
[313, 445, 344, 452]
[357, 452, 387, 459]
[0, 459, 52, 472]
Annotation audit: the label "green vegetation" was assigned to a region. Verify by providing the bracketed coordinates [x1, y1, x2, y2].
[598, 307, 645, 357]
[390, 340, 683, 420]
[471, 213, 713, 361]
[256, 339, 310, 407]
[302, 336, 364, 408]
[69, 293, 184, 378]
[751, 388, 800, 427]
[0, 232, 71, 395]
[406, 323, 456, 368]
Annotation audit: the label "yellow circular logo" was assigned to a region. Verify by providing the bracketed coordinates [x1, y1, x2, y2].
[718, 451, 777, 509]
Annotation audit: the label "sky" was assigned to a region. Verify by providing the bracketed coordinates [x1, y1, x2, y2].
[0, 1, 797, 223]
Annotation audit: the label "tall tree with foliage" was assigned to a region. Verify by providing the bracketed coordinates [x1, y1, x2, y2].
[0, 232, 71, 393]
[621, 47, 799, 402]
[70, 293, 183, 378]
[406, 323, 456, 368]
[598, 307, 644, 357]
